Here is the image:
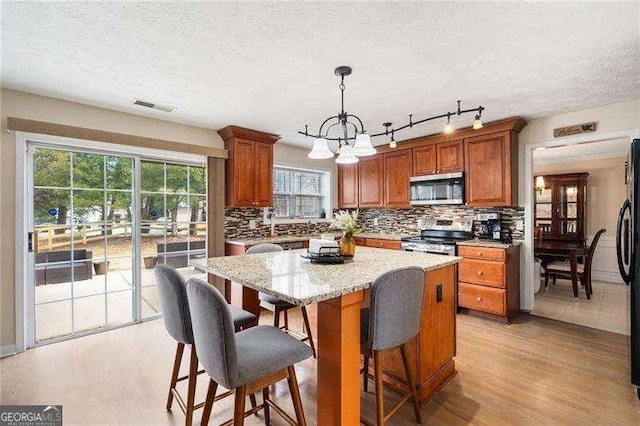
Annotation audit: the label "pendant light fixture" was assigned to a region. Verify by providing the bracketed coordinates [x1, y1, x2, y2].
[300, 66, 485, 162]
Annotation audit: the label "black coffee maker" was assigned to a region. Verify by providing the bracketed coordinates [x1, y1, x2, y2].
[477, 213, 502, 240]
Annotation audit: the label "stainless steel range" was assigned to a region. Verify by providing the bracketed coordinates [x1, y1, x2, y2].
[400, 218, 474, 256]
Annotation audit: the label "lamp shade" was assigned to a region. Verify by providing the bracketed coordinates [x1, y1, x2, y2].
[473, 117, 483, 130]
[535, 176, 546, 190]
[335, 144, 359, 164]
[352, 133, 377, 156]
[308, 138, 334, 159]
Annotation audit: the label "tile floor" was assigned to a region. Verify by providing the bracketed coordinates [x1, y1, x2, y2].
[530, 277, 630, 335]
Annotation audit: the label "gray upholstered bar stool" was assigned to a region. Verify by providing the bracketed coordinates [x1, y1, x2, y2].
[246, 243, 317, 358]
[186, 277, 313, 426]
[360, 266, 426, 425]
[155, 265, 257, 426]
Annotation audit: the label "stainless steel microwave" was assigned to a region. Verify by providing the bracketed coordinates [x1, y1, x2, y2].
[409, 172, 464, 205]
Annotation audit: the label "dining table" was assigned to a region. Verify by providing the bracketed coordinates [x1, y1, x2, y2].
[191, 247, 461, 425]
[534, 240, 588, 298]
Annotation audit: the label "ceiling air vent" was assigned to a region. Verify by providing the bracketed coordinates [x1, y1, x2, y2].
[133, 99, 175, 113]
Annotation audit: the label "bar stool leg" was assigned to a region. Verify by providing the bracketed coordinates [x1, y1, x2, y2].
[401, 343, 422, 423]
[300, 307, 317, 358]
[167, 342, 185, 410]
[185, 344, 199, 426]
[374, 351, 385, 425]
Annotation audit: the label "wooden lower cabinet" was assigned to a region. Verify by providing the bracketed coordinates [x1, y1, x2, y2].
[364, 238, 401, 250]
[368, 264, 457, 404]
[457, 245, 520, 323]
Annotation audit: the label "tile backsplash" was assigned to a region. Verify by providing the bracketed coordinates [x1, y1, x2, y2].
[357, 206, 525, 241]
[225, 206, 524, 241]
[225, 208, 334, 239]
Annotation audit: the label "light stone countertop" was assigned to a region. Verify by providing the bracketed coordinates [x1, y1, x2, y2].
[225, 233, 341, 246]
[192, 247, 460, 306]
[456, 238, 523, 249]
[357, 232, 414, 241]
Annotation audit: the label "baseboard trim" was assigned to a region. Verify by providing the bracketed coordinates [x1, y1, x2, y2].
[1, 344, 17, 358]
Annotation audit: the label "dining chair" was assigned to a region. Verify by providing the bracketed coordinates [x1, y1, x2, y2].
[544, 228, 606, 298]
[360, 266, 426, 425]
[246, 243, 317, 358]
[186, 277, 313, 426]
[154, 265, 257, 426]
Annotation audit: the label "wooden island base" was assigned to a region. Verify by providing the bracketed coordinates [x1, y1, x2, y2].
[364, 264, 457, 405]
[227, 263, 459, 408]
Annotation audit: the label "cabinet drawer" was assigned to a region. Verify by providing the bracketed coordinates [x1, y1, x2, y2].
[354, 237, 367, 246]
[457, 245, 505, 261]
[459, 258, 505, 288]
[364, 238, 401, 250]
[458, 282, 506, 315]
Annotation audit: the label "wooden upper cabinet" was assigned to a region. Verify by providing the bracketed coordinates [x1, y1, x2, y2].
[338, 163, 359, 208]
[357, 150, 412, 208]
[218, 126, 280, 207]
[413, 145, 437, 176]
[359, 156, 384, 207]
[464, 131, 517, 207]
[253, 142, 274, 206]
[384, 149, 412, 208]
[412, 139, 463, 176]
[437, 140, 464, 173]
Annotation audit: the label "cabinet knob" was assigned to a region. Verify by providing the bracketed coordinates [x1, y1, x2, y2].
[477, 271, 483, 276]
[476, 296, 483, 302]
[477, 251, 483, 256]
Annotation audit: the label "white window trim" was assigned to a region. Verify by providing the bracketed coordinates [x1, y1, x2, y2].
[267, 163, 332, 224]
[13, 131, 206, 354]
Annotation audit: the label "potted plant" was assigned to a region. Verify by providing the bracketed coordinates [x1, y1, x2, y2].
[330, 209, 362, 256]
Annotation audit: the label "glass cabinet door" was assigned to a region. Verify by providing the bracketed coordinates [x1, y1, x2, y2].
[534, 186, 553, 234]
[558, 184, 579, 236]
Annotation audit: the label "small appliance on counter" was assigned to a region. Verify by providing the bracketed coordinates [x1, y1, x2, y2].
[477, 213, 502, 241]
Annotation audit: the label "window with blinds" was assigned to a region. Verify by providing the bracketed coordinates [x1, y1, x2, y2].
[273, 166, 327, 218]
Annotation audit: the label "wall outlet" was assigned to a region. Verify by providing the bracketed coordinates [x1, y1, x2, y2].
[373, 218, 379, 226]
[515, 220, 524, 231]
[249, 219, 256, 229]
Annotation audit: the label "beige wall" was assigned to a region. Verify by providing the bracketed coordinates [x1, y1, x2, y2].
[534, 157, 626, 236]
[520, 98, 640, 146]
[0, 89, 225, 349]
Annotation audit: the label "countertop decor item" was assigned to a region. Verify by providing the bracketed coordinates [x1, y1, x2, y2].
[330, 209, 362, 256]
[299, 65, 485, 161]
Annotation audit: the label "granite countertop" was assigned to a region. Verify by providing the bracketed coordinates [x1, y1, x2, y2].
[225, 233, 341, 246]
[357, 232, 413, 241]
[456, 238, 523, 249]
[191, 247, 460, 306]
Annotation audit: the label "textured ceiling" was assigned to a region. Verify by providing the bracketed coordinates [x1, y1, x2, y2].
[2, 2, 640, 148]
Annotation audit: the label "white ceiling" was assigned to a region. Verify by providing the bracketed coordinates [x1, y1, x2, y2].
[2, 2, 640, 149]
[533, 137, 631, 165]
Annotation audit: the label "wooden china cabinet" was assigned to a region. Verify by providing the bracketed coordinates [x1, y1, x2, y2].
[534, 172, 589, 243]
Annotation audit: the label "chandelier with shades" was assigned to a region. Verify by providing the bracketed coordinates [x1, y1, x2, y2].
[299, 66, 485, 164]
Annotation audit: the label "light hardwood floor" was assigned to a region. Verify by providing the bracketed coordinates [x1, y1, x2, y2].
[1, 312, 639, 425]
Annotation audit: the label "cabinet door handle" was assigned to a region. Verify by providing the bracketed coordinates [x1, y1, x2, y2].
[476, 296, 483, 302]
[477, 271, 483, 276]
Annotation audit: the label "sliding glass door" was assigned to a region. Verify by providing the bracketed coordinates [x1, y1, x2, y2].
[29, 145, 206, 344]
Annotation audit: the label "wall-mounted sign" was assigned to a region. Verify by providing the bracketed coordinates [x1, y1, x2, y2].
[553, 122, 597, 138]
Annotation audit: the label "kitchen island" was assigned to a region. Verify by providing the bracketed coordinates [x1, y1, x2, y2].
[192, 247, 460, 425]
